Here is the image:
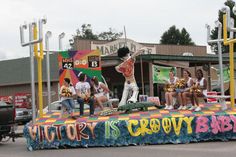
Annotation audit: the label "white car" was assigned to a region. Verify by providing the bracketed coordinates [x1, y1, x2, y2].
[15, 108, 32, 124]
[43, 100, 89, 113]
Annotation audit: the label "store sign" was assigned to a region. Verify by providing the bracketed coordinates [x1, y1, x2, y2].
[91, 38, 156, 56]
[14, 93, 31, 108]
[0, 96, 13, 103]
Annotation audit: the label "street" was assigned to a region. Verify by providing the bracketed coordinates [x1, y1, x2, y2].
[0, 125, 236, 157]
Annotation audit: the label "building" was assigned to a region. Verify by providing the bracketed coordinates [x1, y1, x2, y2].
[0, 38, 234, 107]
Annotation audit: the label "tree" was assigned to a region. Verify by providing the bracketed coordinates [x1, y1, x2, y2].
[160, 25, 195, 45]
[70, 24, 123, 50]
[179, 28, 195, 45]
[209, 0, 236, 53]
[98, 28, 123, 41]
[74, 24, 98, 40]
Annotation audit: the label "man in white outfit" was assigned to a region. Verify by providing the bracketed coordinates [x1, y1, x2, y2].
[115, 47, 144, 106]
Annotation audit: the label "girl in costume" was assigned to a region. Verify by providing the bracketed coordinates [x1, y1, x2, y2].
[90, 76, 110, 110]
[60, 78, 76, 116]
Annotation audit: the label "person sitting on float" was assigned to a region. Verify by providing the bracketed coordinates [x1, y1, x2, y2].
[76, 73, 95, 117]
[189, 69, 207, 112]
[176, 69, 194, 110]
[60, 78, 76, 116]
[90, 76, 110, 110]
[115, 47, 144, 106]
[164, 70, 179, 110]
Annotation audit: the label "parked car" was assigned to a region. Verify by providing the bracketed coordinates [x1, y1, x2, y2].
[42, 100, 89, 113]
[0, 101, 16, 142]
[42, 100, 62, 113]
[15, 108, 32, 124]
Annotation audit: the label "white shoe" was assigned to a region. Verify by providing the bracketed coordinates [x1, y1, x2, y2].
[194, 106, 201, 112]
[182, 106, 187, 110]
[127, 98, 137, 103]
[186, 103, 192, 108]
[164, 105, 169, 109]
[188, 106, 196, 111]
[168, 105, 174, 110]
[178, 105, 183, 110]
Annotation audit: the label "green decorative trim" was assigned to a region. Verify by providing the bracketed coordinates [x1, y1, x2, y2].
[118, 102, 156, 113]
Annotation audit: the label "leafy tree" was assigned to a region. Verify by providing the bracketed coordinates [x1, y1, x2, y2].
[179, 28, 195, 45]
[70, 24, 123, 50]
[74, 24, 98, 40]
[209, 0, 236, 53]
[160, 25, 195, 45]
[98, 28, 123, 41]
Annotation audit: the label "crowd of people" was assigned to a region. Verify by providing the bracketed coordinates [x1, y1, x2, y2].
[164, 69, 207, 112]
[59, 45, 208, 117]
[60, 68, 207, 117]
[59, 73, 111, 117]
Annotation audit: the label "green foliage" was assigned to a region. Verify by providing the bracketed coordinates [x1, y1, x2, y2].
[118, 102, 155, 113]
[209, 0, 236, 53]
[70, 24, 123, 50]
[75, 24, 98, 40]
[98, 28, 123, 41]
[160, 25, 195, 45]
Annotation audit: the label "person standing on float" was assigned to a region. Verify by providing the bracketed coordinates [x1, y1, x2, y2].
[115, 47, 144, 106]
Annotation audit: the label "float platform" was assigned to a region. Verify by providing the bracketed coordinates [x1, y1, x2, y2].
[24, 103, 236, 150]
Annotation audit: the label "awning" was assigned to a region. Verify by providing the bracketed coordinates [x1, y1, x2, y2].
[153, 61, 189, 68]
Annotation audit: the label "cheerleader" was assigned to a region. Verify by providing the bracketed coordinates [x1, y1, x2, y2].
[190, 69, 207, 111]
[177, 69, 194, 110]
[164, 70, 178, 110]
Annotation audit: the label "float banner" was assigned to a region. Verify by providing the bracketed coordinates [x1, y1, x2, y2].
[216, 67, 230, 83]
[58, 50, 102, 86]
[24, 115, 236, 150]
[152, 65, 176, 84]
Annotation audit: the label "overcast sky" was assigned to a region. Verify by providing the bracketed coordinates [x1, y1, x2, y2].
[0, 0, 229, 60]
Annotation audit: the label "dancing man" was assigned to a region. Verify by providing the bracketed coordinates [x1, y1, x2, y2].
[115, 47, 144, 106]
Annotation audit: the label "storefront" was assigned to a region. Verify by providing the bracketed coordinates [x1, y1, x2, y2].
[0, 38, 232, 105]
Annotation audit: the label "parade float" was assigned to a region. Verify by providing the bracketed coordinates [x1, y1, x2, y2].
[20, 3, 236, 151]
[24, 103, 236, 150]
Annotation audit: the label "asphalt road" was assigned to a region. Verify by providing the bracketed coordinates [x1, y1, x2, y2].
[1, 137, 236, 157]
[0, 125, 236, 157]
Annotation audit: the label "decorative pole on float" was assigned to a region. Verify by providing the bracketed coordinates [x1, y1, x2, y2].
[124, 26, 127, 47]
[59, 32, 65, 50]
[33, 21, 46, 118]
[45, 31, 52, 111]
[20, 18, 46, 123]
[222, 4, 236, 108]
[206, 19, 233, 110]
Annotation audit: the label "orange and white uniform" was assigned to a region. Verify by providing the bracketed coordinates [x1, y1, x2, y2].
[116, 57, 139, 106]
